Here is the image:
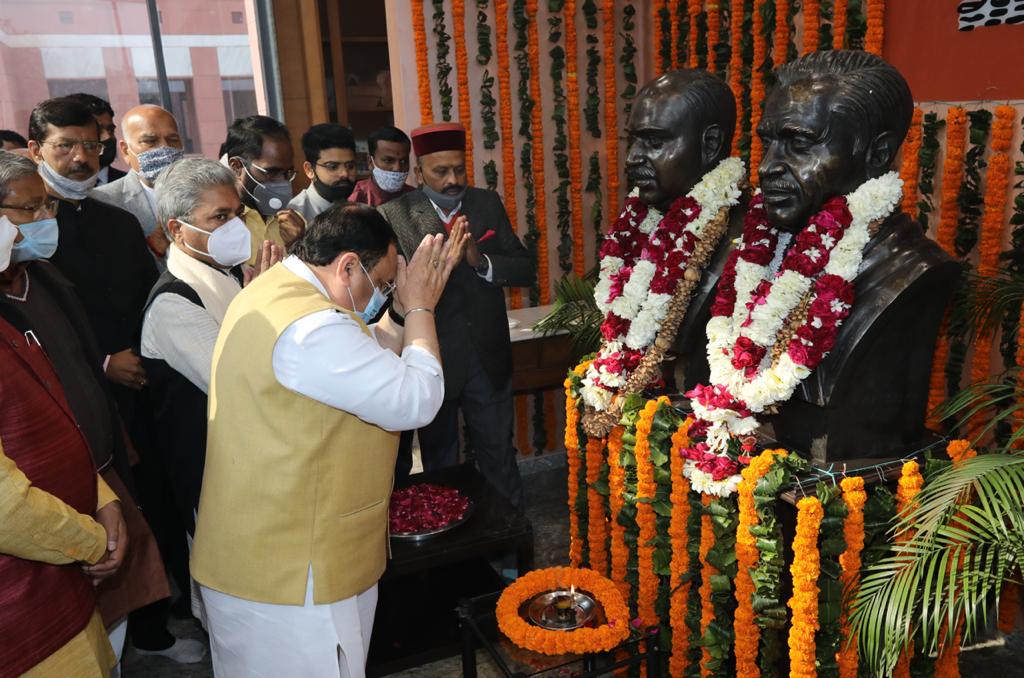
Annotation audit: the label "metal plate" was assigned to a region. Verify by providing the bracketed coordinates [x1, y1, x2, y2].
[526, 589, 597, 631]
[389, 497, 475, 542]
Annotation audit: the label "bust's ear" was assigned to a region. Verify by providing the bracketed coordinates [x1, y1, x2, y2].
[701, 124, 725, 168]
[865, 130, 900, 176]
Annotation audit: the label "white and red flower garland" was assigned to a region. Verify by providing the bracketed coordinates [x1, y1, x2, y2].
[682, 171, 904, 496]
[581, 157, 746, 411]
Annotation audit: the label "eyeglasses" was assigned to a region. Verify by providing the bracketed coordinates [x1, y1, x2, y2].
[40, 139, 104, 155]
[247, 161, 296, 183]
[0, 197, 59, 219]
[359, 260, 396, 297]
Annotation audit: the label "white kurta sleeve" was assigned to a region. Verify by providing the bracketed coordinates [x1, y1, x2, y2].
[271, 309, 445, 431]
[140, 293, 221, 394]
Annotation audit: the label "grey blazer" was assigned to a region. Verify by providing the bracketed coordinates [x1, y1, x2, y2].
[91, 171, 158, 237]
[379, 187, 535, 398]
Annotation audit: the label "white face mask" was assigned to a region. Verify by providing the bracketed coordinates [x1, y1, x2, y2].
[0, 215, 17, 273]
[37, 159, 99, 200]
[371, 163, 409, 193]
[177, 216, 252, 268]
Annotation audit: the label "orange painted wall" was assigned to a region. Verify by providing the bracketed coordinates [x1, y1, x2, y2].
[884, 0, 1024, 102]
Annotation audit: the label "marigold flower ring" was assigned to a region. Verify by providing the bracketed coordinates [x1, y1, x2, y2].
[496, 566, 630, 655]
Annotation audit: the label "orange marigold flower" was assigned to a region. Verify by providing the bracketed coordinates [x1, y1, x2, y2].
[788, 496, 823, 678]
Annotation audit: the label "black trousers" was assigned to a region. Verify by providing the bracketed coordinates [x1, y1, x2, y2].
[397, 350, 524, 509]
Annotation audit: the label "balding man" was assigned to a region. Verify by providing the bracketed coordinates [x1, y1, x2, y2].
[92, 104, 184, 267]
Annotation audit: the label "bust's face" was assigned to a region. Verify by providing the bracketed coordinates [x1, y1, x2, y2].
[757, 80, 867, 232]
[624, 89, 704, 212]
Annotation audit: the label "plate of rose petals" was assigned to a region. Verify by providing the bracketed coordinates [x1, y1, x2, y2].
[389, 483, 475, 541]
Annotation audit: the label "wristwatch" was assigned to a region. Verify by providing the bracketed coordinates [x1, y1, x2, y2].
[475, 255, 490, 276]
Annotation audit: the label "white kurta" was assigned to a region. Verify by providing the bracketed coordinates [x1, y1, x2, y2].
[201, 255, 445, 678]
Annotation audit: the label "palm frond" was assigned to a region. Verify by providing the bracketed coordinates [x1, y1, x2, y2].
[850, 454, 1024, 675]
[951, 270, 1024, 341]
[938, 368, 1024, 452]
[532, 271, 603, 352]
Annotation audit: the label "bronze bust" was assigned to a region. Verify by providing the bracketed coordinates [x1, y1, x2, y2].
[622, 69, 748, 389]
[753, 50, 959, 463]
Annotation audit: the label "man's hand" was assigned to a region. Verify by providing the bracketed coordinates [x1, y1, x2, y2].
[83, 501, 127, 585]
[146, 229, 170, 258]
[277, 209, 305, 246]
[244, 240, 284, 286]
[396, 229, 469, 312]
[455, 215, 483, 269]
[105, 349, 147, 390]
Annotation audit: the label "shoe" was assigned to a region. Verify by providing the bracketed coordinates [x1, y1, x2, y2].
[134, 637, 206, 664]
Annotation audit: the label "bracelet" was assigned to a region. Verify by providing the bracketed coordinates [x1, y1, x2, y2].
[387, 304, 405, 327]
[405, 307, 434, 318]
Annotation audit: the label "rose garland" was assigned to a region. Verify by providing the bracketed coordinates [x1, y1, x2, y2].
[706, 0, 721, 74]
[565, 365, 586, 567]
[838, 475, 867, 678]
[749, 0, 769, 186]
[698, 493, 717, 676]
[452, 0, 475, 181]
[496, 566, 630, 655]
[606, 425, 629, 601]
[564, 0, 586, 277]
[619, 4, 639, 120]
[864, 0, 885, 55]
[586, 434, 608, 575]
[602, 0, 619, 218]
[431, 0, 454, 121]
[687, 173, 903, 497]
[526, 0, 551, 304]
[899, 107, 924, 218]
[412, 0, 434, 123]
[581, 159, 745, 435]
[788, 496, 824, 678]
[833, 0, 848, 49]
[687, 0, 702, 69]
[669, 419, 693, 677]
[803, 0, 821, 54]
[728, 0, 745, 157]
[635, 397, 668, 625]
[926, 107, 966, 430]
[773, 0, 790, 67]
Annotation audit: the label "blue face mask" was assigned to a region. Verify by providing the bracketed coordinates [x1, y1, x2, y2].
[347, 260, 390, 323]
[11, 217, 59, 263]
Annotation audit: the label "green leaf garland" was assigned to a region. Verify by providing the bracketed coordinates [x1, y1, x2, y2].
[658, 2, 672, 73]
[548, 1, 574, 275]
[432, 0, 454, 121]
[512, 0, 541, 305]
[483, 159, 498, 191]
[703, 495, 739, 677]
[814, 483, 848, 678]
[917, 111, 944, 231]
[583, 0, 602, 137]
[586, 151, 603, 251]
[620, 3, 638, 120]
[479, 70, 499, 149]
[476, 0, 493, 65]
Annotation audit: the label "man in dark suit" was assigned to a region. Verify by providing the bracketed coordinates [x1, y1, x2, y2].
[378, 122, 534, 507]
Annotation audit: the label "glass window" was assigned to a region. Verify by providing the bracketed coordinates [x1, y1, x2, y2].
[47, 79, 111, 100]
[138, 78, 199, 153]
[222, 78, 259, 124]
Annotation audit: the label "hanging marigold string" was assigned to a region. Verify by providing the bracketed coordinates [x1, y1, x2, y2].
[864, 0, 885, 55]
[493, 0, 522, 309]
[602, 0, 620, 218]
[749, 0, 768, 186]
[735, 449, 788, 678]
[687, 0, 702, 69]
[698, 493, 717, 677]
[635, 397, 667, 626]
[833, 0, 848, 49]
[728, 0, 745, 156]
[838, 475, 867, 678]
[526, 0, 551, 304]
[927, 107, 968, 430]
[564, 0, 586, 277]
[899, 107, 924, 217]
[670, 0, 683, 68]
[565, 373, 583, 567]
[586, 434, 608, 575]
[452, 0, 475, 183]
[668, 419, 693, 677]
[892, 459, 925, 678]
[412, 0, 434, 123]
[607, 425, 629, 601]
[706, 1, 721, 73]
[773, 0, 790, 67]
[802, 0, 820, 54]
[788, 496, 823, 678]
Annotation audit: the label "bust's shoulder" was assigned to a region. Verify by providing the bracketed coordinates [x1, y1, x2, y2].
[859, 212, 959, 289]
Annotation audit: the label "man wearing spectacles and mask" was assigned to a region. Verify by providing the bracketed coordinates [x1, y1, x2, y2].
[221, 115, 305, 267]
[289, 123, 359, 223]
[66, 93, 126, 187]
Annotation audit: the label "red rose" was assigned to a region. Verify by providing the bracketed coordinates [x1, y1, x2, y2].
[822, 196, 852, 225]
[787, 340, 810, 366]
[731, 336, 767, 375]
[601, 314, 631, 341]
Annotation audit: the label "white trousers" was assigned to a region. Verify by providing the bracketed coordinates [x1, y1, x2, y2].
[201, 569, 377, 678]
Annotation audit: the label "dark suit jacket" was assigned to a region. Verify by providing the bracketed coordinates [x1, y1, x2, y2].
[378, 188, 535, 399]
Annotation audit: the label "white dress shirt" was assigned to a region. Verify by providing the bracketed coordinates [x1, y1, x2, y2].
[271, 256, 444, 432]
[139, 178, 159, 222]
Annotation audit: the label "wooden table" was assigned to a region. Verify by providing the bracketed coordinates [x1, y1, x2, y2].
[507, 304, 575, 394]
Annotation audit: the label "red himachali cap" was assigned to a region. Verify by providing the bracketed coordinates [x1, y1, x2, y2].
[411, 122, 466, 157]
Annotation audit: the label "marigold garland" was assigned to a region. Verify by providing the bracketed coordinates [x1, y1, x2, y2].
[496, 566, 630, 655]
[525, 0, 551, 304]
[735, 449, 788, 678]
[728, 0, 745, 157]
[749, 0, 768, 186]
[687, 0, 701, 69]
[586, 434, 608, 576]
[802, 0, 820, 54]
[773, 0, 790, 68]
[668, 419, 693, 677]
[926, 107, 968, 430]
[412, 0, 434, 123]
[452, 0, 475, 182]
[606, 425, 629, 601]
[635, 397, 668, 626]
[838, 475, 867, 678]
[669, 0, 683, 68]
[602, 0, 620, 218]
[832, 0, 848, 49]
[899, 107, 924, 218]
[706, 1, 721, 74]
[864, 0, 885, 56]
[565, 373, 584, 567]
[698, 493, 717, 677]
[788, 496, 823, 678]
[564, 0, 586, 277]
[896, 460, 924, 515]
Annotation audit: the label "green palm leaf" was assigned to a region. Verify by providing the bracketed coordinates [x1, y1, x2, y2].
[951, 271, 1024, 342]
[532, 271, 603, 352]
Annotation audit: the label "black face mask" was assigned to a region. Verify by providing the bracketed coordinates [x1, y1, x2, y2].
[313, 172, 355, 203]
[99, 137, 117, 168]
